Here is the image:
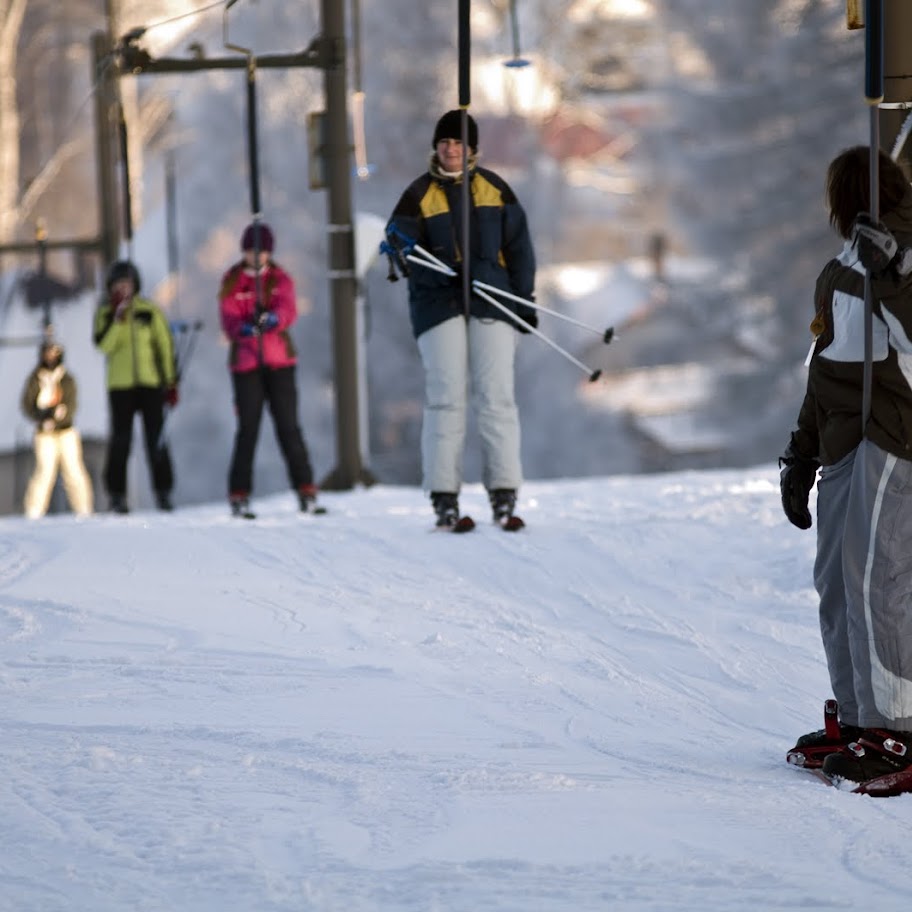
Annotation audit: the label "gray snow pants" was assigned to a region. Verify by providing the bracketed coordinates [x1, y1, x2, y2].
[814, 448, 858, 725]
[841, 439, 912, 730]
[416, 316, 522, 494]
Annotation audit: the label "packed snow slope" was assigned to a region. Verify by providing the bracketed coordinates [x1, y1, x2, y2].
[1, 470, 911, 912]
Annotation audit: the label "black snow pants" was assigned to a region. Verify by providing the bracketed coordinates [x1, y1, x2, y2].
[228, 366, 314, 496]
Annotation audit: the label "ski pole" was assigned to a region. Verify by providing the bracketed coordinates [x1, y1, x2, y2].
[155, 320, 203, 452]
[862, 0, 884, 430]
[391, 238, 602, 380]
[170, 319, 203, 383]
[405, 254, 454, 277]
[472, 279, 615, 344]
[473, 285, 602, 382]
[382, 231, 452, 279]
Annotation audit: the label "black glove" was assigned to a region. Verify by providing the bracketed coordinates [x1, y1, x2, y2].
[778, 435, 818, 530]
[853, 213, 912, 277]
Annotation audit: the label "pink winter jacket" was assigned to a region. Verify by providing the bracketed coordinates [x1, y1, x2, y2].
[219, 261, 298, 373]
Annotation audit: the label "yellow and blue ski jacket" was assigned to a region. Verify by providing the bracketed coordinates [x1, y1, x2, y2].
[387, 160, 536, 339]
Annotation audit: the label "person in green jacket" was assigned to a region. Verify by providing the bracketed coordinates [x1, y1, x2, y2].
[93, 260, 178, 513]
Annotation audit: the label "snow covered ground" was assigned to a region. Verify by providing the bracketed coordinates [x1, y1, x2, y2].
[2, 470, 911, 911]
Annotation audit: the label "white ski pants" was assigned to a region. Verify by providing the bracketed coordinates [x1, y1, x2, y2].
[416, 316, 522, 493]
[23, 428, 94, 518]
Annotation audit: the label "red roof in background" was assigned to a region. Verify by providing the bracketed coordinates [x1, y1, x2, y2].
[478, 105, 653, 168]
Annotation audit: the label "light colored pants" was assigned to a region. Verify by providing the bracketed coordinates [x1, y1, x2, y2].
[814, 449, 858, 725]
[844, 439, 912, 729]
[416, 316, 522, 493]
[23, 428, 94, 518]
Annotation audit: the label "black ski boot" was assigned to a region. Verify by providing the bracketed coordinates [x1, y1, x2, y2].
[156, 491, 173, 512]
[431, 492, 460, 529]
[489, 488, 516, 523]
[110, 494, 129, 515]
[489, 488, 524, 531]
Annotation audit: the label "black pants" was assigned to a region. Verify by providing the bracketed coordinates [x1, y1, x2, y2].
[228, 366, 313, 496]
[104, 387, 173, 497]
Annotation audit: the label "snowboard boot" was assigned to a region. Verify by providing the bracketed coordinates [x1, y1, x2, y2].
[431, 492, 460, 529]
[822, 729, 912, 783]
[786, 700, 862, 769]
[488, 488, 517, 524]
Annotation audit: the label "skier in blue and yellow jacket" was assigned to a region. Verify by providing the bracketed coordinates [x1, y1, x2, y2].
[94, 259, 177, 514]
[386, 110, 537, 529]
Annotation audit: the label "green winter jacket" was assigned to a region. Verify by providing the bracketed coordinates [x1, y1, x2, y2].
[93, 295, 176, 391]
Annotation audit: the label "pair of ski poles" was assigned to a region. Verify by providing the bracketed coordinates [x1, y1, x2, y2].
[155, 318, 204, 453]
[381, 228, 613, 382]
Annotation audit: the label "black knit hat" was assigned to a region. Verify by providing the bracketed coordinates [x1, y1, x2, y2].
[105, 259, 141, 293]
[241, 222, 275, 253]
[432, 110, 478, 152]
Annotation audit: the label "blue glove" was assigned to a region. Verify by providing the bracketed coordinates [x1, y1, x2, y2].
[239, 322, 257, 338]
[258, 311, 279, 331]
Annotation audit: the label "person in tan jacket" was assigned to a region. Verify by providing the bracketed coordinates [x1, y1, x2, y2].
[20, 339, 93, 518]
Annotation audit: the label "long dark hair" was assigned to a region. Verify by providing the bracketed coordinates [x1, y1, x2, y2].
[826, 146, 910, 239]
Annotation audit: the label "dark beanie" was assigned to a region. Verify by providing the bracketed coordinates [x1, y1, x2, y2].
[432, 110, 478, 152]
[105, 259, 142, 292]
[241, 222, 275, 253]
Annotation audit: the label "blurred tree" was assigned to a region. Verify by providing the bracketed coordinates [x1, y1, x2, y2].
[0, 0, 27, 243]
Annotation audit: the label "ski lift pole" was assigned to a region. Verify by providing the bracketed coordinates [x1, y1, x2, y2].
[505, 0, 531, 68]
[472, 279, 616, 344]
[118, 105, 134, 260]
[35, 219, 51, 334]
[224, 0, 266, 364]
[350, 0, 370, 179]
[863, 0, 884, 431]
[458, 0, 472, 320]
[165, 144, 180, 317]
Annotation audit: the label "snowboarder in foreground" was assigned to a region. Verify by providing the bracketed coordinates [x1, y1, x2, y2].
[385, 110, 536, 532]
[780, 146, 912, 791]
[219, 222, 320, 520]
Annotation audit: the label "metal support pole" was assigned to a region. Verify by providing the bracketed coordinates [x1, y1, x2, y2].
[320, 0, 373, 489]
[92, 31, 121, 268]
